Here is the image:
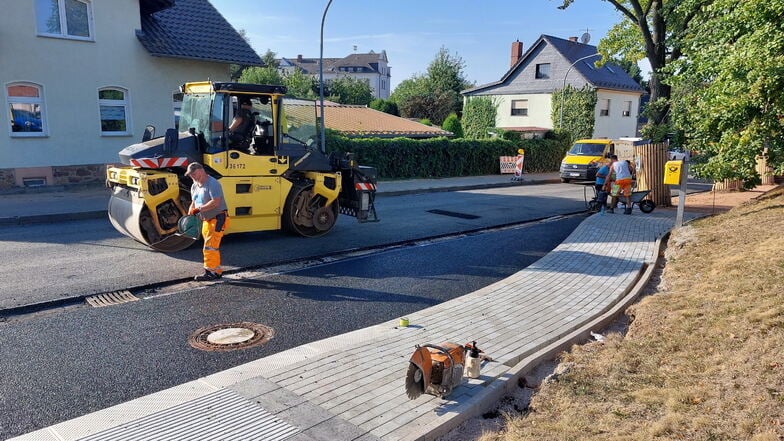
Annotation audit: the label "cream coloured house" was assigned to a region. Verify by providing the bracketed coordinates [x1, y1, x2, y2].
[0, 0, 261, 189]
[462, 35, 644, 139]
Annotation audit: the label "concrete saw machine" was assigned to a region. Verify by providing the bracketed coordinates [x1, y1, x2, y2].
[106, 82, 378, 252]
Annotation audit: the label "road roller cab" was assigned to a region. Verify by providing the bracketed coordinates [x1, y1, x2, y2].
[106, 81, 378, 252]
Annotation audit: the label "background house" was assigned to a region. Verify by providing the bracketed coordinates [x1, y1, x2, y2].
[462, 35, 645, 140]
[278, 50, 391, 100]
[1, 0, 261, 189]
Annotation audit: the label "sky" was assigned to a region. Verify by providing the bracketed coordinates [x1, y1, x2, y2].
[210, 0, 628, 91]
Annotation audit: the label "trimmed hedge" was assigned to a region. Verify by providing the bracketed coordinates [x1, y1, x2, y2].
[326, 132, 570, 179]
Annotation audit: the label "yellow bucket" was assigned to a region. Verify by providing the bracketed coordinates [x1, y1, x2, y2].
[399, 317, 409, 327]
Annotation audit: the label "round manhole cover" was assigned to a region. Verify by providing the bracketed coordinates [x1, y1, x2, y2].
[188, 322, 274, 352]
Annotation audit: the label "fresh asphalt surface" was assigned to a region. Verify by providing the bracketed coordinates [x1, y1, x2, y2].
[0, 215, 585, 439]
[0, 184, 591, 310]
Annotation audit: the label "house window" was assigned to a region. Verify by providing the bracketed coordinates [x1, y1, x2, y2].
[98, 87, 130, 135]
[7, 82, 46, 136]
[600, 99, 611, 116]
[36, 0, 93, 40]
[535, 63, 551, 79]
[511, 99, 528, 116]
[623, 100, 632, 117]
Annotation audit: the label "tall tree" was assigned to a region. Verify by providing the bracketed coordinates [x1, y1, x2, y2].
[390, 48, 474, 125]
[667, 0, 784, 186]
[557, 0, 701, 140]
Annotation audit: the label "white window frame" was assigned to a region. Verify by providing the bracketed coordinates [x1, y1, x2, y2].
[35, 0, 94, 41]
[535, 63, 551, 79]
[6, 82, 48, 138]
[511, 99, 528, 116]
[600, 99, 611, 117]
[98, 86, 132, 136]
[623, 100, 632, 117]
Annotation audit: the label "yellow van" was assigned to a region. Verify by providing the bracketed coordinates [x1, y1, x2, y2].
[559, 139, 614, 183]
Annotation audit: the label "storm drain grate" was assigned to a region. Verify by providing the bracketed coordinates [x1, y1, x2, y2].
[427, 209, 481, 220]
[86, 290, 139, 307]
[189, 322, 275, 352]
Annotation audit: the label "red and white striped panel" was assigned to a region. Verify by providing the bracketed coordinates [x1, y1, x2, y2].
[355, 182, 376, 191]
[158, 157, 189, 168]
[130, 157, 189, 169]
[130, 158, 159, 168]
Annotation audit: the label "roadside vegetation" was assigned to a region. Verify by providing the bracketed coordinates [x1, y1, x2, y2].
[480, 188, 784, 440]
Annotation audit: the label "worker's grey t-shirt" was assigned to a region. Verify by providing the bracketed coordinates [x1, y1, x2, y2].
[191, 176, 228, 220]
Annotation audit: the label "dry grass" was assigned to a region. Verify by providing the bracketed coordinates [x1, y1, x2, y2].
[481, 188, 784, 441]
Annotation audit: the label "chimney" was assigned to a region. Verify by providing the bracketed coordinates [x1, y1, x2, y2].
[510, 40, 523, 67]
[297, 54, 303, 62]
[568, 36, 578, 42]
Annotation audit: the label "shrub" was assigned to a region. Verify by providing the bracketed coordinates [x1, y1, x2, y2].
[441, 113, 464, 138]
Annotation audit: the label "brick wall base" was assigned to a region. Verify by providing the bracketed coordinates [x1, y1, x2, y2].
[0, 164, 106, 190]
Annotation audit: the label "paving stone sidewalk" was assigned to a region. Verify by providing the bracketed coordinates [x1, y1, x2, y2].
[14, 209, 675, 441]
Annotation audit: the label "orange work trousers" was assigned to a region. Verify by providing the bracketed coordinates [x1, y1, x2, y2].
[201, 214, 229, 275]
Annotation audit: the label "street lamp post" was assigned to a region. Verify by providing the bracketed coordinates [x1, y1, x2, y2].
[558, 53, 599, 130]
[319, 0, 334, 155]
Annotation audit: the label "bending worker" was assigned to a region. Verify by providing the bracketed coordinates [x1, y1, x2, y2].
[609, 154, 635, 215]
[185, 162, 230, 281]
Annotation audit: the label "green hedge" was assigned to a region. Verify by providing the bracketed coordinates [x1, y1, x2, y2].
[326, 132, 570, 179]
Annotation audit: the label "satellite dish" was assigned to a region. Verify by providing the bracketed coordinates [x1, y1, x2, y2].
[580, 32, 591, 44]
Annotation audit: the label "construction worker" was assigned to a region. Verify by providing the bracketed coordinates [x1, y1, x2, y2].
[185, 162, 229, 281]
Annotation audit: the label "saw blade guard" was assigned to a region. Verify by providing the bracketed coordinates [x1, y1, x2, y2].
[405, 346, 432, 399]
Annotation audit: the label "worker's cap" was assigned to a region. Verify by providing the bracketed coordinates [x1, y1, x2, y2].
[239, 96, 252, 105]
[184, 162, 203, 176]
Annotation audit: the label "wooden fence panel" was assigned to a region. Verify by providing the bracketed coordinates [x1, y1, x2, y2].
[635, 143, 671, 207]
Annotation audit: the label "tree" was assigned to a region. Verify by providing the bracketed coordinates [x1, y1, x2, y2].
[551, 85, 597, 142]
[239, 66, 284, 86]
[441, 113, 464, 138]
[369, 99, 399, 116]
[558, 0, 700, 140]
[667, 0, 784, 186]
[284, 70, 317, 100]
[326, 76, 373, 105]
[426, 46, 473, 115]
[261, 49, 279, 69]
[461, 96, 497, 139]
[390, 48, 474, 125]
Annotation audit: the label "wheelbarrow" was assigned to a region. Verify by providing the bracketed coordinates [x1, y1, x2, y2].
[619, 189, 656, 213]
[588, 187, 656, 213]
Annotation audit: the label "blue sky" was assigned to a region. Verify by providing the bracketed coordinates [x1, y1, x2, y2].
[210, 0, 626, 91]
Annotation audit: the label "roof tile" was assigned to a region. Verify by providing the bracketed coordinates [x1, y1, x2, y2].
[137, 0, 262, 66]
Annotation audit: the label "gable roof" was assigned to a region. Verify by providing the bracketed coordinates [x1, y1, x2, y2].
[309, 103, 451, 138]
[136, 0, 262, 66]
[279, 51, 388, 75]
[463, 34, 643, 95]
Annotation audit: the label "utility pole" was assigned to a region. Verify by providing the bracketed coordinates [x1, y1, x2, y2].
[559, 53, 599, 130]
[319, 0, 334, 155]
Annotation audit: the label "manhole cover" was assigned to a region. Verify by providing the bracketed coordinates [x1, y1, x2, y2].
[188, 322, 274, 352]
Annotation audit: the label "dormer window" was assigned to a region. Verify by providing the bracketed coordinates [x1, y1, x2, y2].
[36, 0, 93, 40]
[535, 63, 551, 79]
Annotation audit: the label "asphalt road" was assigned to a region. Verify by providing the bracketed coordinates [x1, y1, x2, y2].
[0, 184, 591, 311]
[0, 214, 585, 439]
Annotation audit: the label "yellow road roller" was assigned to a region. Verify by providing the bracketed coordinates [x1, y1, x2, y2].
[106, 81, 378, 252]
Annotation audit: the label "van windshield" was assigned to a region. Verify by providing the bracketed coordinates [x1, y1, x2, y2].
[568, 143, 606, 156]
